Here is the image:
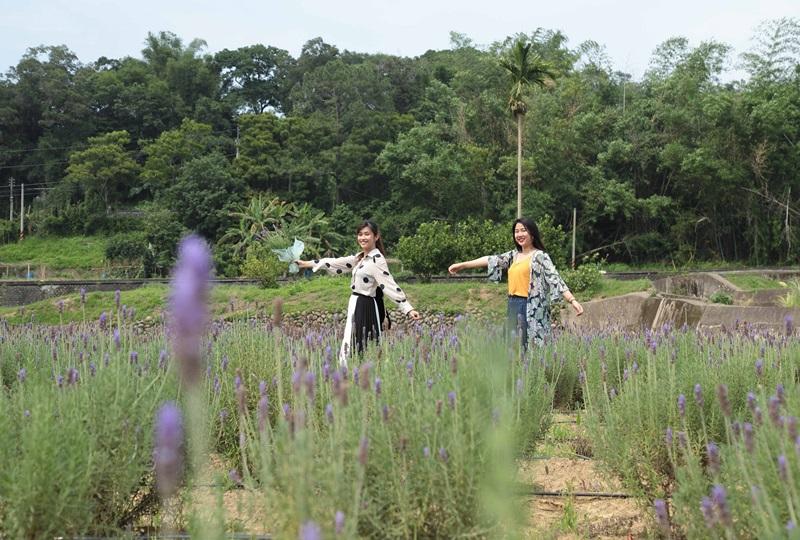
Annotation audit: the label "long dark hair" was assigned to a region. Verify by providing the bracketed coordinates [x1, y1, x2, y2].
[356, 220, 386, 255]
[512, 218, 546, 252]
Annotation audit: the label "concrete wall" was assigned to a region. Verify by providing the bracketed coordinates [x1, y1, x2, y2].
[562, 292, 800, 336]
[0, 282, 143, 306]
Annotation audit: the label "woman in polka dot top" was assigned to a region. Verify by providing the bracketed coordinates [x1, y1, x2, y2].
[296, 220, 421, 365]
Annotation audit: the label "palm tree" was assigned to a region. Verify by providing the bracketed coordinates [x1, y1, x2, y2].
[500, 40, 555, 217]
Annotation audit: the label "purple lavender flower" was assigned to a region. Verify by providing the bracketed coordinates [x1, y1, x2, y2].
[382, 404, 390, 423]
[115, 289, 121, 310]
[777, 383, 786, 406]
[426, 378, 433, 391]
[786, 315, 794, 337]
[17, 368, 26, 383]
[706, 443, 720, 475]
[778, 455, 789, 482]
[305, 372, 317, 401]
[700, 496, 716, 528]
[769, 396, 782, 426]
[67, 367, 79, 385]
[677, 431, 688, 449]
[406, 361, 413, 376]
[168, 235, 213, 386]
[717, 384, 731, 417]
[374, 377, 382, 397]
[754, 406, 763, 425]
[220, 408, 228, 422]
[653, 499, 669, 533]
[711, 485, 732, 528]
[299, 521, 322, 540]
[436, 399, 443, 416]
[130, 350, 138, 364]
[358, 437, 369, 467]
[213, 376, 221, 394]
[787, 417, 798, 440]
[623, 368, 629, 382]
[325, 403, 334, 424]
[221, 355, 229, 372]
[57, 300, 64, 314]
[448, 391, 457, 409]
[788, 520, 797, 532]
[236, 373, 247, 414]
[747, 392, 756, 412]
[258, 395, 269, 432]
[103, 352, 109, 366]
[665, 427, 673, 447]
[259, 380, 267, 397]
[80, 287, 86, 305]
[113, 327, 120, 350]
[158, 350, 168, 370]
[610, 388, 617, 399]
[423, 446, 431, 458]
[89, 362, 96, 377]
[438, 447, 448, 462]
[153, 402, 183, 498]
[516, 378, 524, 394]
[755, 358, 764, 377]
[323, 362, 330, 382]
[632, 361, 639, 374]
[334, 510, 345, 535]
[578, 370, 586, 384]
[228, 469, 242, 485]
[358, 362, 372, 391]
[677, 394, 686, 417]
[694, 383, 703, 407]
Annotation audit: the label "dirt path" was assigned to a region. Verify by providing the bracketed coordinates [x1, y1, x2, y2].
[521, 413, 647, 539]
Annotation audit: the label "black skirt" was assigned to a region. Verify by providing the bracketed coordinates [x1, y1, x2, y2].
[351, 293, 381, 355]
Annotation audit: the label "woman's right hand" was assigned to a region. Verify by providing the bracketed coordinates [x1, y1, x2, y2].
[448, 262, 463, 275]
[295, 260, 314, 269]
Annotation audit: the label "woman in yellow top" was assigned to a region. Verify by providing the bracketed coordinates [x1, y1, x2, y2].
[448, 218, 584, 349]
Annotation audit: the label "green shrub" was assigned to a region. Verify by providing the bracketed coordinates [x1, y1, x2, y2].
[396, 222, 461, 280]
[561, 262, 602, 295]
[240, 245, 285, 288]
[0, 219, 17, 245]
[141, 208, 189, 278]
[709, 291, 733, 305]
[105, 232, 148, 263]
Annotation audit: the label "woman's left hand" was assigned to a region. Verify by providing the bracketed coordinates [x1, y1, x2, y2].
[571, 299, 584, 316]
[408, 310, 421, 320]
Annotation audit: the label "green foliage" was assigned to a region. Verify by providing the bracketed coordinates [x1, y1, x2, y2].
[396, 222, 461, 279]
[0, 236, 107, 269]
[0, 219, 18, 245]
[239, 244, 285, 288]
[140, 207, 189, 278]
[104, 232, 148, 263]
[561, 262, 602, 295]
[779, 278, 800, 308]
[708, 291, 734, 304]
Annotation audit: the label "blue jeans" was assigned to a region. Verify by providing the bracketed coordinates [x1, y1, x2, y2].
[507, 296, 528, 351]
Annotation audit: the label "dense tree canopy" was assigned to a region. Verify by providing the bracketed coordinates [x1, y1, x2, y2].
[1, 20, 799, 267]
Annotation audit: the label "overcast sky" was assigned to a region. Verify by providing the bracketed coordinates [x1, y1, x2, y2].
[1, 0, 797, 80]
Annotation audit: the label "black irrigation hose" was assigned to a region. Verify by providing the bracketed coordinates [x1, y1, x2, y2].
[525, 490, 634, 499]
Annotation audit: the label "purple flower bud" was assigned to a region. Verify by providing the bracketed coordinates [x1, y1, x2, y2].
[754, 406, 763, 425]
[786, 315, 794, 336]
[610, 388, 617, 399]
[103, 352, 109, 366]
[334, 510, 345, 535]
[623, 368, 629, 382]
[305, 372, 317, 401]
[423, 446, 430, 458]
[323, 362, 330, 382]
[325, 403, 334, 424]
[632, 361, 639, 374]
[169, 235, 212, 386]
[706, 443, 720, 475]
[406, 361, 413, 376]
[711, 485, 732, 528]
[448, 391, 457, 409]
[153, 402, 183, 498]
[694, 384, 703, 407]
[677, 431, 688, 449]
[80, 287, 86, 305]
[358, 437, 369, 467]
[382, 404, 390, 423]
[700, 496, 716, 528]
[259, 380, 267, 397]
[788, 417, 798, 441]
[89, 362, 96, 377]
[778, 455, 789, 482]
[159, 349, 168, 370]
[578, 370, 586, 384]
[358, 362, 372, 391]
[114, 289, 121, 310]
[228, 469, 242, 485]
[426, 378, 433, 391]
[299, 521, 321, 540]
[258, 395, 269, 432]
[219, 408, 228, 422]
[113, 327, 120, 349]
[57, 300, 64, 314]
[665, 427, 673, 447]
[747, 392, 756, 412]
[777, 384, 786, 406]
[221, 355, 229, 372]
[769, 396, 782, 426]
[715, 384, 731, 417]
[755, 359, 764, 377]
[67, 367, 79, 385]
[788, 521, 797, 532]
[436, 399, 443, 416]
[654, 499, 669, 533]
[438, 447, 448, 462]
[56, 374, 64, 387]
[677, 394, 686, 417]
[17, 368, 26, 383]
[130, 350, 138, 364]
[374, 377, 382, 396]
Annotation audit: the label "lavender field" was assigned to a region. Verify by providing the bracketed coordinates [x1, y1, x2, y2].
[0, 237, 798, 538]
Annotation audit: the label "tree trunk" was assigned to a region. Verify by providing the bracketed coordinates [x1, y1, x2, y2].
[517, 112, 523, 218]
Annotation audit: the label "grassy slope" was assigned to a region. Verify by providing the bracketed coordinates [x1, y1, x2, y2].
[722, 274, 786, 291]
[0, 236, 107, 269]
[0, 276, 651, 325]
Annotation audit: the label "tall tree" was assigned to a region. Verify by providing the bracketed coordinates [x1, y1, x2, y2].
[500, 40, 555, 217]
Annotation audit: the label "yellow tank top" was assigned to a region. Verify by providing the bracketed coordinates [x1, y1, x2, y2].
[508, 253, 532, 297]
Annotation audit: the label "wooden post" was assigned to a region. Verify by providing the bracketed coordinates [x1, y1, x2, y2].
[19, 183, 24, 240]
[8, 177, 13, 221]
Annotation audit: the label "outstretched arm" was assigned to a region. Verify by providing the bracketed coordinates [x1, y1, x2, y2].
[448, 256, 490, 274]
[296, 255, 358, 276]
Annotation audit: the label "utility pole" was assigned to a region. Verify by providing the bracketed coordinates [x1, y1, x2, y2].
[572, 208, 577, 269]
[235, 125, 240, 159]
[19, 183, 24, 240]
[8, 177, 13, 221]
